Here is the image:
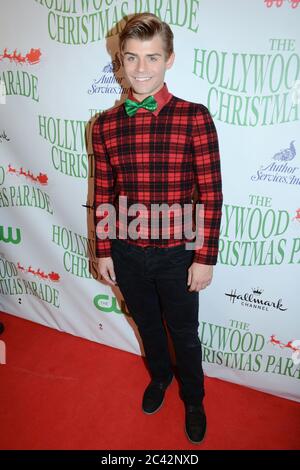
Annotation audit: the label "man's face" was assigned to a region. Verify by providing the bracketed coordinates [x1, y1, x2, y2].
[121, 34, 175, 101]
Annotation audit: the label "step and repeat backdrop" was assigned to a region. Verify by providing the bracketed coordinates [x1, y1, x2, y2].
[0, 0, 299, 402]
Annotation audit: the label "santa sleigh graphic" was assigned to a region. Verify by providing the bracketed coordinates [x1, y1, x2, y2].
[269, 335, 300, 365]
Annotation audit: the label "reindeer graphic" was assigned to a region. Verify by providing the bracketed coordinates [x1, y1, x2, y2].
[0, 47, 41, 65]
[269, 335, 284, 347]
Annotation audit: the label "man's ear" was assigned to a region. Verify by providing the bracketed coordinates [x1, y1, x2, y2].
[166, 51, 175, 69]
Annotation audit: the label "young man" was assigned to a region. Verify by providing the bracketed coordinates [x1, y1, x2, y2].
[92, 13, 223, 445]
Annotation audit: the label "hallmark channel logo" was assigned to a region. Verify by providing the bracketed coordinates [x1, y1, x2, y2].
[88, 53, 129, 96]
[251, 140, 299, 186]
[225, 287, 287, 312]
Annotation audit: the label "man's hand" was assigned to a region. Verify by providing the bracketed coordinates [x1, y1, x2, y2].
[187, 263, 213, 292]
[98, 257, 117, 286]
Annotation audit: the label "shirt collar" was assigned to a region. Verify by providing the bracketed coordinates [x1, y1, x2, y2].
[126, 82, 173, 116]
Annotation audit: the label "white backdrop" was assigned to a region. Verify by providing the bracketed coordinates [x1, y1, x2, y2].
[1, 0, 300, 402]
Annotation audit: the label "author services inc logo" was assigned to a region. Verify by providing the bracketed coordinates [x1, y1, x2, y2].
[251, 140, 299, 186]
[88, 53, 129, 97]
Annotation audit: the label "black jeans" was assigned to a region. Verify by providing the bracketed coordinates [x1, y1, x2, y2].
[111, 238, 205, 405]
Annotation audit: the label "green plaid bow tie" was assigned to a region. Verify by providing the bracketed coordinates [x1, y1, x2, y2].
[124, 95, 158, 117]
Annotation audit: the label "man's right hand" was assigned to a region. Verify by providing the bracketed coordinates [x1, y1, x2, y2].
[98, 257, 117, 286]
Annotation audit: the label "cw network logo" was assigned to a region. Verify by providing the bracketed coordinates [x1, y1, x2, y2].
[94, 294, 131, 316]
[0, 225, 21, 245]
[0, 340, 6, 364]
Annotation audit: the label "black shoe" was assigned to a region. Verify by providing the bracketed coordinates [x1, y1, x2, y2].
[142, 378, 173, 415]
[185, 404, 206, 444]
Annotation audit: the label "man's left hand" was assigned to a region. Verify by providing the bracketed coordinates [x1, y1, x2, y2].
[187, 263, 213, 292]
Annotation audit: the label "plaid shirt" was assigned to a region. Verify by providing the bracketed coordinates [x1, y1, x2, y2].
[92, 82, 223, 265]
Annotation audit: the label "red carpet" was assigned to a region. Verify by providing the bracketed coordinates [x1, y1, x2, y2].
[0, 311, 299, 450]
